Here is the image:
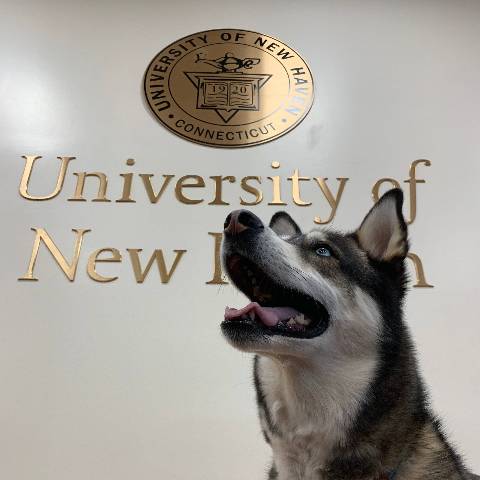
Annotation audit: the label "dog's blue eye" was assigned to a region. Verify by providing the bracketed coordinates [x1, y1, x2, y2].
[316, 246, 332, 257]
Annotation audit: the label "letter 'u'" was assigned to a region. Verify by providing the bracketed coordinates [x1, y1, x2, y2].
[19, 155, 75, 200]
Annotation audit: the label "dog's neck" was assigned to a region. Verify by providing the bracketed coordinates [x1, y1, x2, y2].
[257, 352, 378, 479]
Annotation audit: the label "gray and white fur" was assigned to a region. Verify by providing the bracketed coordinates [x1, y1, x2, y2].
[221, 189, 478, 480]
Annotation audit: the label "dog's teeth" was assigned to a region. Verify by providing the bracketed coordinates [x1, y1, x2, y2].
[295, 314, 310, 326]
[287, 318, 296, 326]
[248, 311, 255, 321]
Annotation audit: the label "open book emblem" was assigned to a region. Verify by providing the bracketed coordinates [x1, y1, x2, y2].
[185, 52, 272, 123]
[145, 29, 314, 147]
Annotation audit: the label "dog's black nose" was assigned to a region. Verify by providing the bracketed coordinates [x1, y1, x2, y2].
[224, 210, 264, 236]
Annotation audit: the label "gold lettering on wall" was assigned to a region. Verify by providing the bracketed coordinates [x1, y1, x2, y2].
[175, 175, 205, 204]
[68, 172, 110, 202]
[206, 232, 228, 285]
[19, 155, 75, 201]
[87, 248, 122, 282]
[372, 178, 401, 203]
[404, 159, 431, 224]
[407, 252, 434, 288]
[268, 161, 287, 205]
[127, 249, 186, 283]
[372, 160, 431, 225]
[288, 169, 311, 206]
[116, 158, 136, 203]
[208, 176, 236, 205]
[240, 176, 263, 205]
[314, 178, 349, 224]
[139, 174, 175, 203]
[14, 155, 436, 288]
[19, 228, 90, 281]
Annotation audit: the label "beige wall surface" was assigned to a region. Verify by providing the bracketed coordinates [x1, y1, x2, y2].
[1, 1, 479, 479]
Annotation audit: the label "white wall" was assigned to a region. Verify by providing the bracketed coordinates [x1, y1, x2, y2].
[1, 1, 479, 479]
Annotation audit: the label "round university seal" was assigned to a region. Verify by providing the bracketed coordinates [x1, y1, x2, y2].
[144, 29, 314, 148]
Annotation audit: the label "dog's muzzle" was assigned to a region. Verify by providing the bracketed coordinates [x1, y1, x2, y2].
[224, 210, 264, 237]
[222, 209, 330, 340]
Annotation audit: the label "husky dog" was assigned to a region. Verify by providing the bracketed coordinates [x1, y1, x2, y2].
[221, 189, 477, 480]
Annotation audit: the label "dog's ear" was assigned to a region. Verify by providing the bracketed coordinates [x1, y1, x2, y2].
[356, 189, 408, 261]
[269, 212, 302, 236]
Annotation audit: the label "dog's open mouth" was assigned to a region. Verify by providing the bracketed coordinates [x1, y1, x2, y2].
[222, 255, 329, 339]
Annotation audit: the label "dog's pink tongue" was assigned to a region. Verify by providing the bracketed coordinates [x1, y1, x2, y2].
[224, 303, 299, 327]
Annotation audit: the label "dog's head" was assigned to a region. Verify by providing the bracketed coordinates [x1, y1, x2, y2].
[221, 189, 408, 359]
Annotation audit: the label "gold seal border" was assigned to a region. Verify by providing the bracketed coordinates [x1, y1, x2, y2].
[143, 28, 315, 148]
